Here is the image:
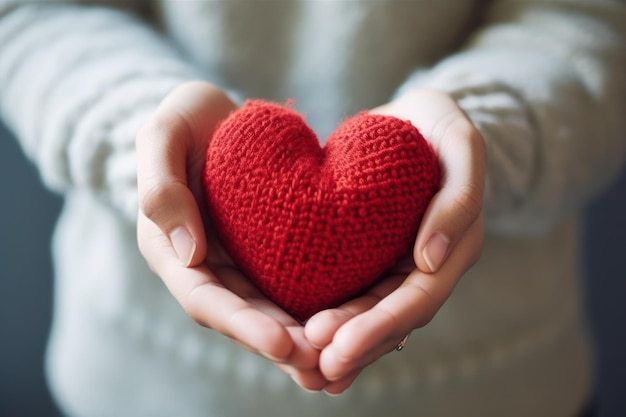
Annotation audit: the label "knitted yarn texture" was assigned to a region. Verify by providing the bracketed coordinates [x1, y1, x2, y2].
[204, 100, 440, 321]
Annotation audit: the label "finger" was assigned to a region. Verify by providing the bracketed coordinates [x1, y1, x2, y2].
[207, 261, 322, 370]
[319, 216, 483, 380]
[304, 275, 403, 349]
[305, 309, 356, 350]
[173, 271, 293, 361]
[276, 366, 328, 392]
[274, 357, 329, 392]
[238, 290, 321, 369]
[220, 273, 327, 388]
[415, 113, 486, 272]
[138, 213, 294, 361]
[318, 310, 409, 381]
[136, 82, 236, 267]
[373, 90, 486, 273]
[323, 368, 363, 395]
[307, 276, 405, 380]
[273, 325, 329, 391]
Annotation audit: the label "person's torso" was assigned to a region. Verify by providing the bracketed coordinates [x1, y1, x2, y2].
[155, 0, 485, 136]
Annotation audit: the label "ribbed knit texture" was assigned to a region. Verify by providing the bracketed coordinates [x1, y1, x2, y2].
[204, 101, 440, 321]
[0, 3, 199, 221]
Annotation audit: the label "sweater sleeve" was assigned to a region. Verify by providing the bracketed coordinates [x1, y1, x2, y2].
[0, 1, 201, 221]
[395, 0, 626, 235]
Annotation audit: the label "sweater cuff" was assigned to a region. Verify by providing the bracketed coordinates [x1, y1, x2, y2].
[0, 4, 213, 223]
[393, 65, 546, 235]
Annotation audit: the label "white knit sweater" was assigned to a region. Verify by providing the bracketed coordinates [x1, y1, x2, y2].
[1, 1, 625, 416]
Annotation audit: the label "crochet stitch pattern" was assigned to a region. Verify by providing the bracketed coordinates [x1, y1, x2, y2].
[204, 100, 440, 321]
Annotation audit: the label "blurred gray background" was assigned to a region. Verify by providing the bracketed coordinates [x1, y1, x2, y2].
[1, 121, 625, 417]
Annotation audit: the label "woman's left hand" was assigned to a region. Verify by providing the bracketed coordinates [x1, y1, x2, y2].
[304, 89, 486, 394]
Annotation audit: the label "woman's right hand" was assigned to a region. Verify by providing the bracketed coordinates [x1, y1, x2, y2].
[135, 81, 328, 391]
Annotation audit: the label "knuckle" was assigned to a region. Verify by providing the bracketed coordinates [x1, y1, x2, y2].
[451, 184, 483, 224]
[180, 285, 209, 328]
[136, 112, 188, 150]
[139, 181, 170, 220]
[139, 180, 186, 223]
[435, 114, 473, 148]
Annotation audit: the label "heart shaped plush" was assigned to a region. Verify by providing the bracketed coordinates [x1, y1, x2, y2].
[204, 100, 440, 321]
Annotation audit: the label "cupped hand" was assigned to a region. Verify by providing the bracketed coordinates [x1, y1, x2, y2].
[304, 89, 486, 394]
[136, 81, 327, 391]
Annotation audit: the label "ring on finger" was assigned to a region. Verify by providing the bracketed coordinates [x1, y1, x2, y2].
[395, 334, 410, 351]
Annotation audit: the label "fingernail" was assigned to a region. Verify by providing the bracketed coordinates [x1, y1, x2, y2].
[170, 227, 196, 266]
[423, 232, 450, 272]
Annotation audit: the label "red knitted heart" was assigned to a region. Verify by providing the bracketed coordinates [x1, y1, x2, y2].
[204, 100, 440, 321]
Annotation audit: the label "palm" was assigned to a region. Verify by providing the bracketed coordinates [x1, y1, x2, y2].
[303, 90, 486, 394]
[136, 82, 328, 391]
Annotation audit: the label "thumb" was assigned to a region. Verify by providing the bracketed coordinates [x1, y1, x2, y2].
[413, 106, 486, 273]
[136, 114, 207, 267]
[373, 90, 486, 273]
[136, 82, 236, 267]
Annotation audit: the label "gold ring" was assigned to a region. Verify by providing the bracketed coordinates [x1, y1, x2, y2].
[396, 334, 409, 351]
